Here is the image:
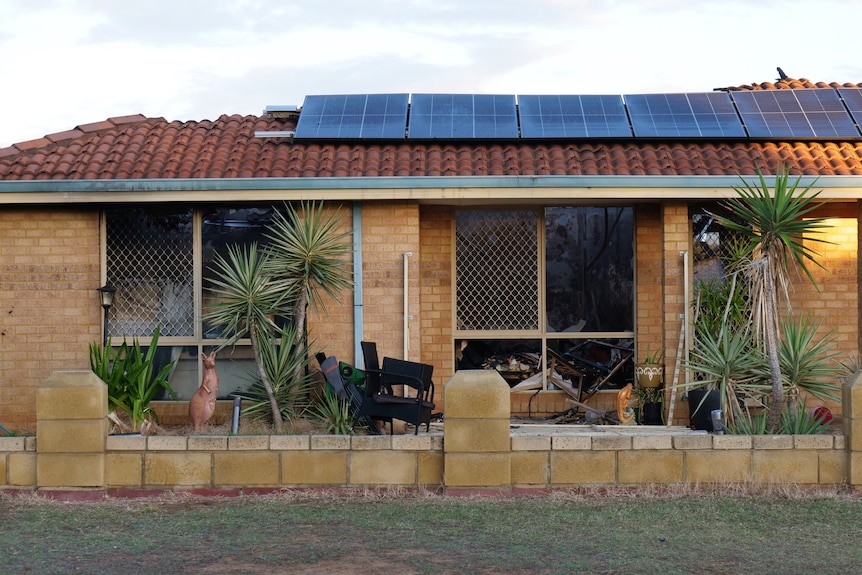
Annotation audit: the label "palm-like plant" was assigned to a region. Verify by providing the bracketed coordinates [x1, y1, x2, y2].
[234, 323, 315, 424]
[264, 201, 354, 335]
[204, 242, 291, 432]
[264, 201, 354, 384]
[686, 324, 763, 429]
[713, 167, 833, 430]
[764, 315, 841, 406]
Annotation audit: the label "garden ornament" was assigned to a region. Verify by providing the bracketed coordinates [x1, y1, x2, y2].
[189, 352, 219, 430]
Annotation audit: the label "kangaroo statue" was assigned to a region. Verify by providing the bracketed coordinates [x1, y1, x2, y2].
[189, 352, 219, 431]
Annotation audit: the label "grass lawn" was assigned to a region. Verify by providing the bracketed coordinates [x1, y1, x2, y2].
[1, 485, 860, 574]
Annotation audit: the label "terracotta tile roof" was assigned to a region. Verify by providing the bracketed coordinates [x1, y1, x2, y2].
[4, 79, 862, 180]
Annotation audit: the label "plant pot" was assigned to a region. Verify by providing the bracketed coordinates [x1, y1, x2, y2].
[635, 363, 664, 388]
[641, 402, 663, 425]
[687, 388, 720, 431]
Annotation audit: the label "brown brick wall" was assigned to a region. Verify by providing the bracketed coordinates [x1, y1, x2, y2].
[359, 201, 421, 364]
[419, 205, 454, 401]
[0, 208, 101, 430]
[306, 202, 356, 364]
[790, 211, 858, 416]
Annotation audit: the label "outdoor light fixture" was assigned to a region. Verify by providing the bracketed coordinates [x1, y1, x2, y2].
[97, 283, 116, 345]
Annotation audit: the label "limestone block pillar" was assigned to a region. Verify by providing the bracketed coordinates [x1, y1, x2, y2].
[36, 370, 108, 488]
[844, 371, 862, 486]
[443, 370, 511, 493]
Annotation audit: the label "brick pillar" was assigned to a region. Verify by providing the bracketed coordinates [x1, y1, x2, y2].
[36, 371, 108, 488]
[844, 371, 862, 486]
[443, 370, 511, 494]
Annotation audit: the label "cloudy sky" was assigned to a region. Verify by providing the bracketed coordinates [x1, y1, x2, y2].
[2, 0, 861, 147]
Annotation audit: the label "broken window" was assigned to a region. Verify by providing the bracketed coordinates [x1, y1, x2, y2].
[455, 207, 635, 392]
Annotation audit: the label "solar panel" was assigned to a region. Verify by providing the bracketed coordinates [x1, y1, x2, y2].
[294, 94, 409, 139]
[407, 94, 519, 139]
[731, 88, 860, 139]
[518, 95, 631, 138]
[837, 88, 862, 129]
[625, 92, 745, 138]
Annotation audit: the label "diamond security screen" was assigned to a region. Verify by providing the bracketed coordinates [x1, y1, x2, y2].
[105, 207, 195, 339]
[455, 209, 539, 331]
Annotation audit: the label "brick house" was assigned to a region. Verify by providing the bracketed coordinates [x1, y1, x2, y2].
[1, 76, 860, 431]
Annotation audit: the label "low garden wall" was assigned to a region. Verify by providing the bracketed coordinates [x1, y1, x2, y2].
[1, 370, 861, 498]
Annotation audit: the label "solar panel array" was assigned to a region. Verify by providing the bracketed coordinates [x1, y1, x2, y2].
[407, 94, 519, 139]
[294, 94, 409, 139]
[626, 92, 746, 138]
[290, 88, 862, 141]
[518, 95, 631, 138]
[730, 89, 859, 139]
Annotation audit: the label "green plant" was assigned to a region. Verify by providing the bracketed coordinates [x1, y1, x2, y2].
[774, 315, 841, 407]
[642, 347, 663, 365]
[204, 202, 354, 434]
[713, 166, 833, 431]
[727, 398, 831, 435]
[204, 242, 292, 432]
[232, 324, 315, 426]
[634, 385, 664, 404]
[309, 387, 355, 435]
[263, 201, 354, 386]
[89, 327, 177, 432]
[683, 322, 763, 428]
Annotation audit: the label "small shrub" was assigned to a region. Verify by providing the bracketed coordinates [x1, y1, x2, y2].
[310, 388, 355, 435]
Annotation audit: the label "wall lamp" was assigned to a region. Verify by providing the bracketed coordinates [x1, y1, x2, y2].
[97, 283, 116, 345]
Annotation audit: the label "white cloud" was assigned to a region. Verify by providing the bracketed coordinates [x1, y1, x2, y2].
[1, 0, 861, 147]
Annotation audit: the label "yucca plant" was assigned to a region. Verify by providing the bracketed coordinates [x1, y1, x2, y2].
[233, 324, 315, 425]
[204, 242, 292, 432]
[776, 315, 841, 405]
[263, 201, 354, 385]
[264, 201, 354, 336]
[728, 398, 831, 435]
[685, 323, 763, 429]
[310, 387, 356, 435]
[712, 167, 833, 431]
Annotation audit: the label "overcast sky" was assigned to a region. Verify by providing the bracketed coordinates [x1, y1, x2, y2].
[2, 0, 861, 148]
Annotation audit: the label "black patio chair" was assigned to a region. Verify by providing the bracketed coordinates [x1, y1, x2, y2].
[317, 354, 381, 435]
[358, 341, 436, 435]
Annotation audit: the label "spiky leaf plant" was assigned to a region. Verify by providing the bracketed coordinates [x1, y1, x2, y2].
[712, 167, 833, 430]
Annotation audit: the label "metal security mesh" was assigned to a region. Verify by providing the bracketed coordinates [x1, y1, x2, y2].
[692, 206, 747, 284]
[455, 209, 539, 331]
[106, 207, 195, 338]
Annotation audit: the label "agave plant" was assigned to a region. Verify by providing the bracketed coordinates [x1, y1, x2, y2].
[712, 167, 833, 430]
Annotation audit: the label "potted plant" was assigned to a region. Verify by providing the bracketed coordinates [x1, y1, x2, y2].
[634, 385, 664, 425]
[635, 347, 664, 388]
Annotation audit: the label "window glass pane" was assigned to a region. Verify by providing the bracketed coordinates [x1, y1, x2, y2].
[202, 207, 277, 339]
[545, 207, 634, 332]
[106, 206, 194, 338]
